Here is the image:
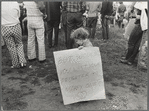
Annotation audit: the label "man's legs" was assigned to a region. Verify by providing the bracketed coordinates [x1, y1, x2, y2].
[47, 21, 54, 47]
[127, 36, 142, 63]
[105, 18, 109, 40]
[54, 20, 60, 46]
[27, 24, 36, 60]
[2, 25, 20, 67]
[13, 24, 26, 64]
[91, 17, 98, 38]
[36, 25, 46, 61]
[66, 13, 75, 49]
[125, 25, 143, 60]
[102, 17, 109, 40]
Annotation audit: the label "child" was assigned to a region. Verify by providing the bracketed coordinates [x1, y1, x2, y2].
[70, 27, 93, 50]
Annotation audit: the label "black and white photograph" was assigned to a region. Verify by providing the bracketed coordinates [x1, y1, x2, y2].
[1, 0, 148, 110]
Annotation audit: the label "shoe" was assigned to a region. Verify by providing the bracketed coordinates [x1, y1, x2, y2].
[120, 59, 128, 64]
[20, 63, 27, 68]
[28, 58, 37, 62]
[120, 59, 133, 65]
[127, 61, 133, 65]
[121, 56, 126, 60]
[39, 59, 46, 63]
[11, 65, 20, 69]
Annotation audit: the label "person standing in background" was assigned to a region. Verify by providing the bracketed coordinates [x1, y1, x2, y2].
[136, 2, 148, 69]
[63, 1, 86, 49]
[100, 0, 113, 41]
[61, 2, 68, 47]
[117, 2, 126, 28]
[1, 1, 27, 68]
[45, 2, 61, 48]
[120, 5, 143, 65]
[24, 1, 46, 63]
[86, 2, 102, 39]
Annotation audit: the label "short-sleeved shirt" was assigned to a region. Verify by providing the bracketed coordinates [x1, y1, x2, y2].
[23, 1, 43, 17]
[2, 2, 20, 26]
[86, 2, 102, 17]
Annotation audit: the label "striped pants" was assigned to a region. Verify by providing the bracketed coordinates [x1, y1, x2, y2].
[27, 17, 46, 61]
[1, 24, 26, 67]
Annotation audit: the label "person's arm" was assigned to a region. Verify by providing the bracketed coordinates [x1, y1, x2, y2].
[62, 2, 67, 11]
[97, 2, 102, 12]
[36, 1, 46, 14]
[81, 1, 86, 14]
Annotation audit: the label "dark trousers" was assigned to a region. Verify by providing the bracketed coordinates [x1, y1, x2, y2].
[87, 17, 98, 38]
[62, 11, 67, 46]
[125, 24, 143, 63]
[47, 20, 60, 46]
[101, 17, 110, 40]
[66, 12, 83, 49]
[118, 14, 124, 28]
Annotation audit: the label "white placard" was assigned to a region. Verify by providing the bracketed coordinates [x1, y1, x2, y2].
[53, 47, 106, 105]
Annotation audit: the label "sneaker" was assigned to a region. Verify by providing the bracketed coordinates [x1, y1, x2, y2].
[11, 65, 20, 69]
[121, 57, 126, 60]
[28, 58, 37, 62]
[20, 63, 27, 68]
[39, 59, 46, 63]
[127, 61, 133, 65]
[120, 59, 128, 64]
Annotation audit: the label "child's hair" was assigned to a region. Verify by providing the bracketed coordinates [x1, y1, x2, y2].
[70, 27, 89, 40]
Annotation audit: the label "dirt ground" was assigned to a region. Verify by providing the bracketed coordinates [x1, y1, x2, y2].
[1, 24, 147, 110]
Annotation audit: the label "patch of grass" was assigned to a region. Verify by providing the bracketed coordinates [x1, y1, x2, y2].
[2, 86, 28, 110]
[30, 77, 41, 86]
[43, 73, 58, 83]
[106, 92, 115, 100]
[129, 87, 139, 94]
[2, 24, 147, 110]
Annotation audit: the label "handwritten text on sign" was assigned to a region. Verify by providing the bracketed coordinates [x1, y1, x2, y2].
[53, 47, 106, 105]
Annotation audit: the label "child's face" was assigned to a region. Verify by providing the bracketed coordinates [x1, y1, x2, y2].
[75, 39, 83, 45]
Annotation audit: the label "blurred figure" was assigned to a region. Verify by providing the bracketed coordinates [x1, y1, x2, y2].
[1, 1, 27, 68]
[100, 1, 113, 41]
[24, 1, 46, 63]
[120, 5, 143, 65]
[71, 27, 93, 50]
[62, 1, 86, 49]
[117, 2, 126, 28]
[18, 2, 27, 35]
[86, 2, 102, 39]
[61, 2, 68, 46]
[136, 2, 148, 69]
[45, 2, 61, 48]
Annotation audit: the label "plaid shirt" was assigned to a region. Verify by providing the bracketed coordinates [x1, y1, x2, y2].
[62, 1, 85, 13]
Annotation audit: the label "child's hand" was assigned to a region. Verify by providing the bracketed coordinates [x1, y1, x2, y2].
[78, 46, 84, 50]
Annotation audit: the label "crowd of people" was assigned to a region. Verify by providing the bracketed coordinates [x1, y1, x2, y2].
[1, 1, 148, 70]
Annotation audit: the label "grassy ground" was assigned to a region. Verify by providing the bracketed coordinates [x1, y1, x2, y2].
[1, 24, 147, 110]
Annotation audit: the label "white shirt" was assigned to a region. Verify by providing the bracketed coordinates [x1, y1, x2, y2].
[23, 1, 43, 17]
[86, 2, 102, 17]
[1, 2, 20, 26]
[134, 2, 148, 31]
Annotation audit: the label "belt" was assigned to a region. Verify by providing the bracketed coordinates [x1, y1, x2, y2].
[129, 17, 136, 19]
